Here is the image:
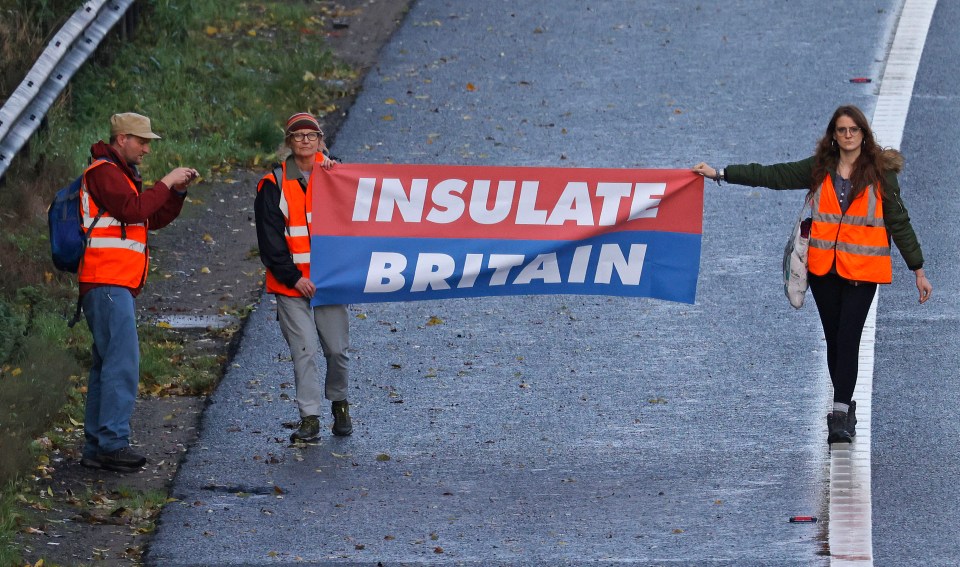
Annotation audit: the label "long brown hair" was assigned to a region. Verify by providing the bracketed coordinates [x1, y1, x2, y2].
[811, 105, 903, 199]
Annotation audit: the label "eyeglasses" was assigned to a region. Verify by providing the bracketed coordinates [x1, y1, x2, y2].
[835, 126, 862, 136]
[289, 131, 323, 142]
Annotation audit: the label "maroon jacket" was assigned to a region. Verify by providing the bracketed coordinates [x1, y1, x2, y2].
[80, 141, 186, 297]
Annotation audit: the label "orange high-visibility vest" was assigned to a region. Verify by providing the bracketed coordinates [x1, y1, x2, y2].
[808, 174, 892, 284]
[256, 157, 323, 296]
[78, 160, 149, 289]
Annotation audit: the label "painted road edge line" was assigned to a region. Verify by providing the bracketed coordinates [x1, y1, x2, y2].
[828, 1, 937, 565]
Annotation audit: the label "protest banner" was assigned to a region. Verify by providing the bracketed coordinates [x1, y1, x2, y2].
[309, 164, 703, 305]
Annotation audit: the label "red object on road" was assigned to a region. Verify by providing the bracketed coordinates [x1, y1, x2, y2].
[849, 77, 872, 83]
[789, 516, 818, 523]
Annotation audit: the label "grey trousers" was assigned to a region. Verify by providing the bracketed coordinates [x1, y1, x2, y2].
[275, 295, 350, 417]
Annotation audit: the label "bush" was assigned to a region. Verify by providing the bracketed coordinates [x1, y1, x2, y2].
[0, 335, 77, 483]
[0, 299, 23, 365]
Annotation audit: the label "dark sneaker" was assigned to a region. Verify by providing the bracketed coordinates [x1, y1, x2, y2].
[80, 456, 102, 470]
[331, 400, 353, 437]
[847, 400, 857, 438]
[290, 416, 321, 443]
[827, 411, 853, 444]
[97, 447, 147, 472]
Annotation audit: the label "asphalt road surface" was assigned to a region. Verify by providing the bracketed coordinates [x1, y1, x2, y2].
[147, 1, 958, 565]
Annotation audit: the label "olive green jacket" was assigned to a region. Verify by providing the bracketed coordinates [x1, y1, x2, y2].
[726, 156, 924, 270]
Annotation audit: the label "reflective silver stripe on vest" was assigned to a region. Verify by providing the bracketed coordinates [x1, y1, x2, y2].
[277, 167, 311, 236]
[278, 187, 290, 219]
[836, 240, 889, 256]
[810, 183, 823, 211]
[809, 238, 835, 251]
[80, 190, 147, 230]
[82, 216, 144, 229]
[866, 184, 879, 219]
[813, 212, 885, 227]
[813, 212, 843, 224]
[291, 252, 310, 264]
[811, 183, 885, 225]
[809, 238, 888, 255]
[86, 237, 147, 253]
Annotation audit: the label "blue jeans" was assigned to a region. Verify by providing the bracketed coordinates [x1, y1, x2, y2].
[82, 286, 140, 457]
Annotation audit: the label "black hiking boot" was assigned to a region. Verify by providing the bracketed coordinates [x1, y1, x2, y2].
[331, 400, 353, 437]
[847, 400, 857, 438]
[827, 411, 853, 444]
[96, 447, 147, 473]
[290, 416, 321, 443]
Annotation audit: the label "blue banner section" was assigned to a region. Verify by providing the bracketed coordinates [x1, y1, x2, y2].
[310, 231, 701, 305]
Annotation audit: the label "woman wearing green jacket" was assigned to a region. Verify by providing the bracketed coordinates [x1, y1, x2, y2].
[692, 104, 932, 444]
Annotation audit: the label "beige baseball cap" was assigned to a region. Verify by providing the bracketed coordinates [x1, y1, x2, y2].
[110, 112, 161, 139]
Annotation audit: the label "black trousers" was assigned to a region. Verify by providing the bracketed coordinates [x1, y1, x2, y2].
[808, 272, 878, 405]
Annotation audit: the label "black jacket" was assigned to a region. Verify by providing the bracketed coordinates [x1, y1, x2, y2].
[254, 155, 308, 289]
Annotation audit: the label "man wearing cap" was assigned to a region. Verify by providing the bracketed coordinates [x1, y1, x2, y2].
[79, 112, 199, 472]
[255, 112, 353, 443]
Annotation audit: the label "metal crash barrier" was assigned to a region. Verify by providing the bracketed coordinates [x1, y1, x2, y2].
[0, 0, 135, 179]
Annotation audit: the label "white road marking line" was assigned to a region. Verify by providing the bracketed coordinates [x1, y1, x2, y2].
[829, 1, 937, 565]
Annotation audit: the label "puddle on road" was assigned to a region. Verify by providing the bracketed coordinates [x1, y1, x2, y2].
[155, 314, 238, 329]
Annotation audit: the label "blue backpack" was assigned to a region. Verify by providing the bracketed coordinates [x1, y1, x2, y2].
[47, 159, 112, 273]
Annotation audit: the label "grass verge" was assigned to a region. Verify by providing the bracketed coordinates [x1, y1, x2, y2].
[31, 0, 356, 179]
[0, 0, 356, 562]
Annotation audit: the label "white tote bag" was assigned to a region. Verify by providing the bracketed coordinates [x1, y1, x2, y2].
[783, 192, 815, 309]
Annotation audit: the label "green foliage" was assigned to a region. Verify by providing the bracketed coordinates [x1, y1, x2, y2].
[0, 484, 25, 566]
[115, 485, 168, 510]
[0, 0, 85, 100]
[0, 0, 353, 553]
[30, 0, 350, 180]
[11, 0, 86, 30]
[0, 286, 84, 485]
[0, 299, 24, 366]
[0, 335, 77, 483]
[138, 326, 221, 396]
